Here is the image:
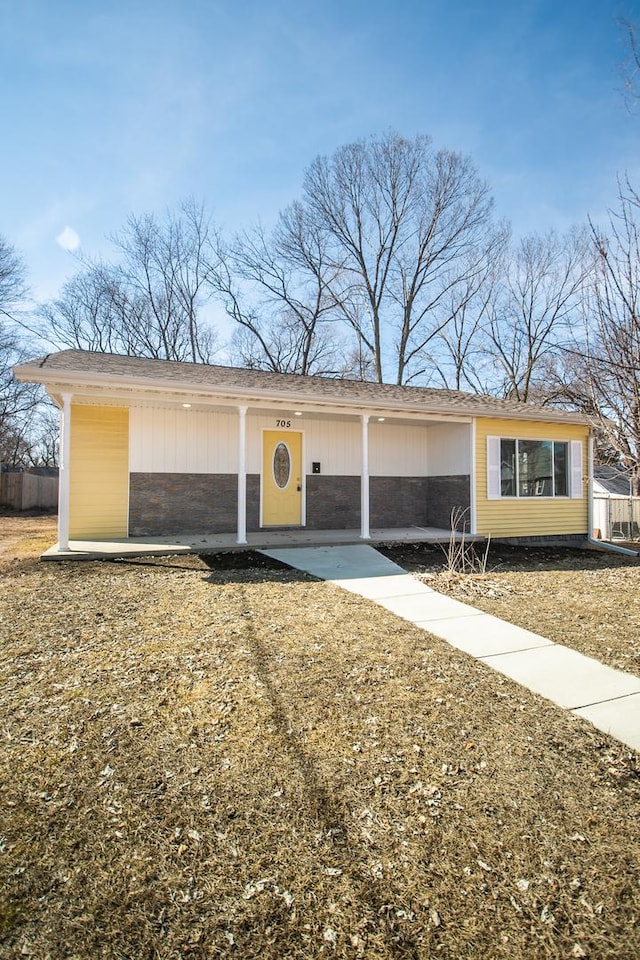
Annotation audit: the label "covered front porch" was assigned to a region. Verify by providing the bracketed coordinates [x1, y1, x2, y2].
[52, 391, 475, 553]
[41, 524, 482, 561]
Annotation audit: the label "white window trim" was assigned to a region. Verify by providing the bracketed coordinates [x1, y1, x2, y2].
[487, 436, 583, 500]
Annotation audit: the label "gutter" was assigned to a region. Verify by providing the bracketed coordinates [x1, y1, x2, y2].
[587, 434, 639, 557]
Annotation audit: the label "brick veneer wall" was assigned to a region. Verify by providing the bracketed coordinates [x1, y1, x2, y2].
[304, 475, 361, 529]
[246, 475, 260, 531]
[129, 473, 239, 535]
[306, 475, 469, 530]
[424, 475, 471, 530]
[369, 477, 429, 528]
[128, 471, 471, 536]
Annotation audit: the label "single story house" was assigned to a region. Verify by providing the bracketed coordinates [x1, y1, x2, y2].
[13, 350, 592, 551]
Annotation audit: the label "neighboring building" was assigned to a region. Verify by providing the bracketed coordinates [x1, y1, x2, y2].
[592, 466, 640, 541]
[593, 465, 633, 498]
[13, 350, 591, 550]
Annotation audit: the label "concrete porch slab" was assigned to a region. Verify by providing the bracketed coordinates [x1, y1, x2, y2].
[483, 644, 640, 710]
[42, 526, 470, 561]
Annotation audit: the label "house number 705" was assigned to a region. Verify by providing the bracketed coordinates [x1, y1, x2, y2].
[276, 419, 291, 428]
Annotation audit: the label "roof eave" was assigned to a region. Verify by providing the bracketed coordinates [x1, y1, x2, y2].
[12, 361, 591, 426]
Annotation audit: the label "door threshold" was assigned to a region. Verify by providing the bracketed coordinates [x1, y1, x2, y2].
[261, 525, 305, 531]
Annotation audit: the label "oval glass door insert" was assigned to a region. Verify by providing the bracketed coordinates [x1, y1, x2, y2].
[273, 442, 291, 489]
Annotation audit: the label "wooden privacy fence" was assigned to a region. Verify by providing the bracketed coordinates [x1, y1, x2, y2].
[0, 471, 58, 511]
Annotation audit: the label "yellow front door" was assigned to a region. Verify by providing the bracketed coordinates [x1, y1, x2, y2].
[262, 430, 303, 526]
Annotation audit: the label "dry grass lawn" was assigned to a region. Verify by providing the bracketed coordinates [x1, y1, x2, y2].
[383, 542, 640, 676]
[0, 516, 639, 959]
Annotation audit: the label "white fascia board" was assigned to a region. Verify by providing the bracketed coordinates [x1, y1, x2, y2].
[27, 371, 472, 424]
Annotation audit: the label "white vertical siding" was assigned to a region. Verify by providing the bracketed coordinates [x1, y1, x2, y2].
[369, 422, 428, 476]
[130, 406, 472, 479]
[247, 415, 363, 475]
[427, 423, 471, 476]
[130, 406, 238, 473]
[304, 417, 362, 475]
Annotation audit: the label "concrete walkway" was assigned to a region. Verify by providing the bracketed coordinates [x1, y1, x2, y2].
[261, 544, 640, 753]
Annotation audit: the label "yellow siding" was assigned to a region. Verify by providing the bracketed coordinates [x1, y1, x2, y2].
[475, 418, 589, 538]
[69, 405, 129, 539]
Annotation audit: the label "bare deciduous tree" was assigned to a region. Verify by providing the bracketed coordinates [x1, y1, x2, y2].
[38, 261, 125, 355]
[0, 234, 28, 322]
[215, 204, 351, 375]
[485, 230, 587, 402]
[39, 200, 218, 363]
[0, 235, 45, 466]
[0, 328, 41, 465]
[300, 132, 496, 384]
[219, 133, 498, 384]
[582, 179, 640, 493]
[419, 228, 508, 391]
[112, 199, 217, 362]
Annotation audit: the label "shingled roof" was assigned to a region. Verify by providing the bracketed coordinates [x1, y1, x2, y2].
[593, 466, 634, 496]
[15, 349, 590, 425]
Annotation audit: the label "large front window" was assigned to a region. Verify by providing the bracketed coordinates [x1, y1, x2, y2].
[500, 439, 568, 497]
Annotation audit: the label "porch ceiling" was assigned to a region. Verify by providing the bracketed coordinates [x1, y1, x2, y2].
[53, 387, 472, 426]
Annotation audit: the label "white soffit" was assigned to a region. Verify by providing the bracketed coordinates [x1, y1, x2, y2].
[44, 382, 474, 425]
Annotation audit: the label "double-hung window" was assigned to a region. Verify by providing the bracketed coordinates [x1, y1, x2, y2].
[487, 437, 583, 500]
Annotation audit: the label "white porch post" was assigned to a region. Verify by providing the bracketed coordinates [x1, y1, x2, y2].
[237, 405, 248, 545]
[469, 419, 477, 535]
[360, 414, 370, 540]
[58, 392, 72, 551]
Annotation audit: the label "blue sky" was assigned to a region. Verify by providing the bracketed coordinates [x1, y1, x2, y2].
[1, 0, 639, 302]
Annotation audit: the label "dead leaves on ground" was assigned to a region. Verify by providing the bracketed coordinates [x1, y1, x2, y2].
[0, 524, 639, 958]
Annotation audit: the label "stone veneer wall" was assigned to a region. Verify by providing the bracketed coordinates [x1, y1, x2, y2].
[424, 475, 471, 530]
[304, 475, 361, 529]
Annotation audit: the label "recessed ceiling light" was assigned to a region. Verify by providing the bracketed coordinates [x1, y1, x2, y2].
[294, 411, 303, 417]
[182, 403, 192, 409]
[377, 417, 385, 422]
